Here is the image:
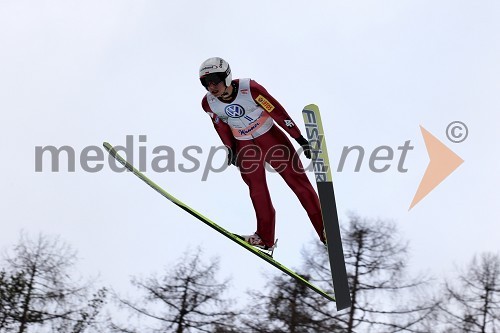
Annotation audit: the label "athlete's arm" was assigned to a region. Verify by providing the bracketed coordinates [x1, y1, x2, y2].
[201, 96, 236, 150]
[249, 80, 302, 139]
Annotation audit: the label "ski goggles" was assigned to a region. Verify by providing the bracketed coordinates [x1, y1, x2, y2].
[200, 73, 224, 88]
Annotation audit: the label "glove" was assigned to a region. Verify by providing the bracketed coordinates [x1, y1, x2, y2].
[227, 146, 238, 166]
[295, 135, 312, 159]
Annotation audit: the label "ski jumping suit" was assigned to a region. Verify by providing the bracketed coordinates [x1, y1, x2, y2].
[201, 78, 325, 247]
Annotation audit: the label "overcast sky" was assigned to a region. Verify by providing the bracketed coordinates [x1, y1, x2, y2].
[1, 0, 499, 304]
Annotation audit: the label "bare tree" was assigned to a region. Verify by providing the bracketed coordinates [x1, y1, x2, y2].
[302, 214, 439, 333]
[439, 252, 500, 333]
[0, 232, 106, 333]
[242, 273, 342, 333]
[51, 287, 108, 333]
[112, 248, 239, 333]
[0, 270, 27, 332]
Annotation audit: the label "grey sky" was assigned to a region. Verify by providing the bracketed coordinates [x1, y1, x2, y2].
[1, 0, 499, 302]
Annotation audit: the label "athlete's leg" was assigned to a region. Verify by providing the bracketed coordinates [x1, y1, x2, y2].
[258, 126, 326, 243]
[236, 141, 276, 247]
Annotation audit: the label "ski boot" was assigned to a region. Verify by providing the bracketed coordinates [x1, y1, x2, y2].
[234, 233, 277, 257]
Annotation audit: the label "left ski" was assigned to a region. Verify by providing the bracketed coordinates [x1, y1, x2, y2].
[103, 142, 336, 303]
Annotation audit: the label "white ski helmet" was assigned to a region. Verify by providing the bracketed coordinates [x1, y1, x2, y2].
[199, 57, 232, 89]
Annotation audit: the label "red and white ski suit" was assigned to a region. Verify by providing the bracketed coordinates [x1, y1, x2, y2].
[201, 78, 325, 247]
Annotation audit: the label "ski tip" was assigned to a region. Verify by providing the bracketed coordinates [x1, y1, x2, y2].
[103, 142, 112, 151]
[303, 103, 318, 110]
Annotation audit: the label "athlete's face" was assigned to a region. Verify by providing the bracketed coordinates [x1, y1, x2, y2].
[207, 81, 226, 97]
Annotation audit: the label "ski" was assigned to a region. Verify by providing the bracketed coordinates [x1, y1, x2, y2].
[103, 142, 336, 303]
[302, 104, 352, 311]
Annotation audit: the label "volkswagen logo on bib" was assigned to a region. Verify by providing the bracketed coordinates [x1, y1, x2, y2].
[224, 104, 245, 118]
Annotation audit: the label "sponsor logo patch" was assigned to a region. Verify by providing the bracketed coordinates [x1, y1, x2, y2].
[207, 112, 220, 124]
[256, 95, 275, 112]
[238, 122, 260, 136]
[224, 104, 245, 118]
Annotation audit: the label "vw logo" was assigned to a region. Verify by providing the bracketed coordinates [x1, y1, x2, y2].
[225, 104, 245, 118]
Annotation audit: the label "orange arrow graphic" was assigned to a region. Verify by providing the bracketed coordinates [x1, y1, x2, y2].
[409, 126, 464, 210]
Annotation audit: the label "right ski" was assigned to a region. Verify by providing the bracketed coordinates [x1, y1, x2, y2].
[302, 104, 352, 311]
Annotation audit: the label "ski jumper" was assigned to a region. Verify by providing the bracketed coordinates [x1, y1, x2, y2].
[201, 78, 325, 247]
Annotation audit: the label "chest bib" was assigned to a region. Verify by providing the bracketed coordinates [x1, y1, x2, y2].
[206, 79, 274, 140]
